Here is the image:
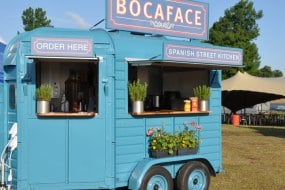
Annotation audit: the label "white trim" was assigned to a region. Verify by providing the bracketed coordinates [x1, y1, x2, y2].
[26, 55, 99, 61]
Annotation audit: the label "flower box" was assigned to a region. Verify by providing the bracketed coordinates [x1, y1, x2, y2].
[150, 150, 175, 158]
[177, 147, 198, 156]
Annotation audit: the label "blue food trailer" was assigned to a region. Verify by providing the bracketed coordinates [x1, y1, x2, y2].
[0, 1, 243, 190]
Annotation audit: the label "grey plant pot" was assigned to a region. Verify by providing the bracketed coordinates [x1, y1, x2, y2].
[199, 100, 208, 111]
[37, 100, 50, 114]
[132, 101, 144, 113]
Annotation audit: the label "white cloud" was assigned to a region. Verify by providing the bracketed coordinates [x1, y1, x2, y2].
[0, 36, 6, 44]
[65, 12, 91, 29]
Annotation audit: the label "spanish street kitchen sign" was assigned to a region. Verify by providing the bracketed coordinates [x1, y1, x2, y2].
[164, 43, 243, 66]
[106, 0, 209, 40]
[31, 37, 93, 57]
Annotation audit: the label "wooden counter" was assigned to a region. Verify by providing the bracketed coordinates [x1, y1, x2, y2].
[131, 110, 211, 116]
[37, 112, 97, 117]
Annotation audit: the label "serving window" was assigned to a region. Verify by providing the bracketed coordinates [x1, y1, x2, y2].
[128, 63, 209, 114]
[35, 58, 99, 116]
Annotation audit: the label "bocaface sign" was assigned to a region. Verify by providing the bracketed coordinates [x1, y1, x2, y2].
[107, 0, 209, 40]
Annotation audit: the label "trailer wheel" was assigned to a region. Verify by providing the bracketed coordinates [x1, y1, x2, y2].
[176, 161, 210, 190]
[140, 165, 173, 190]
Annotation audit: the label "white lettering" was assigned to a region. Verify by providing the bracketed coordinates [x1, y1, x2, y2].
[116, 0, 126, 15]
[154, 4, 164, 20]
[67, 43, 89, 51]
[185, 9, 193, 25]
[129, 0, 141, 17]
[144, 2, 152, 19]
[174, 8, 183, 23]
[195, 11, 202, 26]
[166, 6, 173, 22]
[115, 1, 205, 27]
[36, 42, 65, 51]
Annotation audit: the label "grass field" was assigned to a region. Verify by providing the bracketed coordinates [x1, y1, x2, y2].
[210, 125, 285, 190]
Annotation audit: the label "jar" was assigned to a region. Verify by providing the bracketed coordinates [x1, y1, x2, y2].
[184, 100, 191, 112]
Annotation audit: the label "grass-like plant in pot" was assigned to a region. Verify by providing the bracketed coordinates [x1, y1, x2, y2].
[128, 79, 148, 113]
[193, 85, 211, 111]
[35, 84, 52, 113]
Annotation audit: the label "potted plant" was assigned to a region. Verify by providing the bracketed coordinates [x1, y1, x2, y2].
[35, 84, 53, 113]
[176, 130, 199, 155]
[176, 121, 201, 155]
[128, 79, 148, 113]
[148, 128, 178, 158]
[193, 85, 211, 111]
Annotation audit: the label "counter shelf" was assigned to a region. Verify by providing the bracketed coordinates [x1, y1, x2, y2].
[37, 112, 97, 117]
[130, 110, 211, 116]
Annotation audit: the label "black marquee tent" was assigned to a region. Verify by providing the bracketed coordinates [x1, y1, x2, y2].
[222, 71, 285, 113]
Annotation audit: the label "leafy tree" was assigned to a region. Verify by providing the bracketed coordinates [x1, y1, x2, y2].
[22, 7, 52, 31]
[209, 0, 263, 79]
[258, 66, 283, 77]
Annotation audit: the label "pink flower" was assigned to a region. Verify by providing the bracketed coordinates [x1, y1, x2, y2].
[191, 121, 196, 126]
[146, 128, 154, 136]
[196, 125, 202, 130]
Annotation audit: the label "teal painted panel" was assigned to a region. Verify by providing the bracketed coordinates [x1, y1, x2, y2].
[116, 136, 145, 146]
[146, 117, 174, 133]
[116, 70, 126, 80]
[116, 99, 126, 109]
[0, 85, 3, 149]
[116, 118, 145, 127]
[69, 118, 106, 183]
[200, 130, 221, 139]
[116, 89, 126, 99]
[200, 137, 220, 146]
[115, 80, 126, 90]
[117, 144, 144, 155]
[199, 145, 220, 154]
[116, 125, 144, 137]
[27, 119, 67, 184]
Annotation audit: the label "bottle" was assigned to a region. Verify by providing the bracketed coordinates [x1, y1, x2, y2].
[64, 100, 69, 112]
[61, 94, 66, 112]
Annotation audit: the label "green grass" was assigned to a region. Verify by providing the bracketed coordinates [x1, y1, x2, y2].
[211, 125, 285, 190]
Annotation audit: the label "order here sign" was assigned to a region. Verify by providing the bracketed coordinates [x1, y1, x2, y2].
[31, 37, 93, 57]
[106, 0, 209, 40]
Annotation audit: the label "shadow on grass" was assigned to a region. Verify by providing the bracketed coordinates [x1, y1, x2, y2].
[248, 126, 285, 139]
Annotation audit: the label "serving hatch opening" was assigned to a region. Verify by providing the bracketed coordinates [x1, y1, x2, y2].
[31, 55, 99, 115]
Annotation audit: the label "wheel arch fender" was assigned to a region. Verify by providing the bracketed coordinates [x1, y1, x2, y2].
[128, 158, 174, 190]
[128, 158, 157, 190]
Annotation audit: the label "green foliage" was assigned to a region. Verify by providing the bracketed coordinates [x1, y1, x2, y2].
[193, 85, 211, 100]
[35, 84, 52, 101]
[256, 66, 283, 77]
[128, 79, 148, 102]
[177, 130, 200, 149]
[149, 128, 179, 155]
[209, 0, 264, 79]
[22, 7, 52, 31]
[149, 127, 200, 155]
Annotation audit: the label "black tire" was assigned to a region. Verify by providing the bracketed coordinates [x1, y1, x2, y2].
[176, 161, 210, 190]
[140, 165, 174, 190]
